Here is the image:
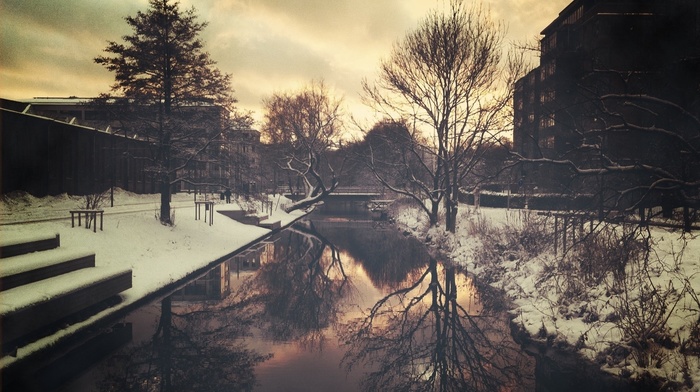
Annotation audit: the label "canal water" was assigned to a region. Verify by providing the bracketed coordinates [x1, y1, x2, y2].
[12, 214, 634, 391]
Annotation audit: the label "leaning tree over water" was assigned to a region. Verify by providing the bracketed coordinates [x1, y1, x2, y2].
[261, 80, 345, 212]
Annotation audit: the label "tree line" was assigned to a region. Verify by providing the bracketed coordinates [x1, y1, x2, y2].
[96, 0, 698, 231]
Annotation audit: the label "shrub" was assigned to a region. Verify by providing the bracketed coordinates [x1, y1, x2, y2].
[80, 189, 109, 228]
[573, 225, 646, 285]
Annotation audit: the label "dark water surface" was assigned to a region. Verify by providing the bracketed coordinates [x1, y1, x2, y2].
[9, 215, 633, 391]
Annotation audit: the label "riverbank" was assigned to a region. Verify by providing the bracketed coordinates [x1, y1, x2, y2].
[0, 189, 307, 369]
[389, 200, 700, 391]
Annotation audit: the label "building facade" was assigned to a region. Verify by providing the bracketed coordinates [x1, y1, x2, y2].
[513, 0, 700, 198]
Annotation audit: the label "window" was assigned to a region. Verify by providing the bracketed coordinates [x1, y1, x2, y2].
[541, 33, 557, 55]
[540, 60, 556, 80]
[540, 135, 555, 149]
[539, 115, 555, 129]
[563, 5, 583, 25]
[540, 88, 555, 103]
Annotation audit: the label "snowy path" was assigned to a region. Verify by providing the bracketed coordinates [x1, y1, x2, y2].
[0, 190, 306, 369]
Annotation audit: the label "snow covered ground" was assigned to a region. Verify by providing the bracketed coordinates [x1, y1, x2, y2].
[391, 202, 700, 391]
[0, 189, 305, 368]
[2, 189, 697, 388]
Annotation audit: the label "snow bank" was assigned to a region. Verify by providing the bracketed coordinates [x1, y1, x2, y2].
[391, 202, 700, 390]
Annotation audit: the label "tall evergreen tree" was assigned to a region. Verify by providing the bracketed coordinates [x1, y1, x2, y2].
[95, 0, 234, 225]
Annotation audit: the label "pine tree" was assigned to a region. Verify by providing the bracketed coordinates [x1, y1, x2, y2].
[95, 0, 234, 225]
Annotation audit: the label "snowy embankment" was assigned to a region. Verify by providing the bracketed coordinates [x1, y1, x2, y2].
[0, 189, 305, 368]
[390, 201, 700, 391]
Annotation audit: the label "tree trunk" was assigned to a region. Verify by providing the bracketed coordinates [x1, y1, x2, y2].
[430, 193, 440, 226]
[159, 138, 172, 225]
[447, 204, 457, 233]
[160, 175, 171, 225]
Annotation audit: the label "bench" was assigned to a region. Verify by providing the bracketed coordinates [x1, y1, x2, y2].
[0, 248, 96, 291]
[194, 201, 215, 226]
[69, 210, 104, 232]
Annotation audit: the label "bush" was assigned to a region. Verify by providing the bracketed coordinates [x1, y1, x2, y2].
[80, 190, 109, 228]
[573, 225, 646, 285]
[467, 211, 553, 281]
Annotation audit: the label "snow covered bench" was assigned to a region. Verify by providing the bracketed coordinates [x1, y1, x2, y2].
[0, 233, 132, 354]
[69, 209, 104, 232]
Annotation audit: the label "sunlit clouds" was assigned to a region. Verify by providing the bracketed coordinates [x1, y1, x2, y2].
[0, 0, 570, 126]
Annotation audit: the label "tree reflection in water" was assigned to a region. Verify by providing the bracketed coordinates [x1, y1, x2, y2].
[98, 297, 269, 392]
[98, 221, 353, 391]
[96, 221, 533, 391]
[341, 258, 534, 392]
[235, 220, 352, 349]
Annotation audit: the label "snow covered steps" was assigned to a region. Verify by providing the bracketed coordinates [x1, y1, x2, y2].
[0, 248, 96, 290]
[217, 209, 281, 229]
[0, 233, 61, 258]
[0, 234, 132, 353]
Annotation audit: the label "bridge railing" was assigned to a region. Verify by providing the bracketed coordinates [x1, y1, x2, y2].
[332, 186, 385, 195]
[273, 186, 386, 196]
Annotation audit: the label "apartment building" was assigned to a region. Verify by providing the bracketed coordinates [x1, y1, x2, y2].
[513, 0, 700, 193]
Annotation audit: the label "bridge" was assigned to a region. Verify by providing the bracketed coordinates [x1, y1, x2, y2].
[282, 187, 394, 215]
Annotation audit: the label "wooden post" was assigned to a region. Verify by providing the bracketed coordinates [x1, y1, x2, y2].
[563, 216, 568, 254]
[554, 215, 559, 255]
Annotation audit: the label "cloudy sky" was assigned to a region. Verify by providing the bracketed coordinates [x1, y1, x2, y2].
[0, 0, 571, 126]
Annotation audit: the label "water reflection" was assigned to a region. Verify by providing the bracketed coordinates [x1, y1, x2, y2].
[84, 219, 535, 391]
[340, 257, 534, 392]
[97, 297, 269, 391]
[312, 220, 429, 288]
[232, 221, 352, 347]
[97, 220, 353, 391]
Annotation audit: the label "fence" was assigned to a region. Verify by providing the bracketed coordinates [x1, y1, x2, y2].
[2, 107, 157, 197]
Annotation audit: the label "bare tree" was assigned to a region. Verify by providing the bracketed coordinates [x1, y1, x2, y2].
[362, 119, 439, 222]
[363, 0, 524, 232]
[261, 80, 344, 212]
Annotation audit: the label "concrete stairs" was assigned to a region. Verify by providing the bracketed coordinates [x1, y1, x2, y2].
[218, 209, 281, 229]
[0, 233, 132, 354]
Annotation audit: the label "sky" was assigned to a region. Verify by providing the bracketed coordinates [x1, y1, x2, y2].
[0, 0, 571, 128]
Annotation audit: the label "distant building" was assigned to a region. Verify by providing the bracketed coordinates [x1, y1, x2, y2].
[1, 97, 262, 197]
[513, 0, 700, 193]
